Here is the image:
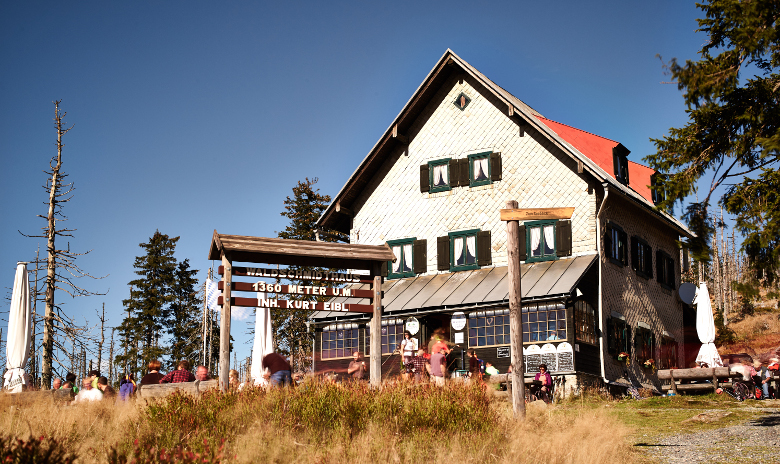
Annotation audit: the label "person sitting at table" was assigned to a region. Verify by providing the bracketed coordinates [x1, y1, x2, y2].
[546, 330, 559, 341]
[533, 364, 553, 400]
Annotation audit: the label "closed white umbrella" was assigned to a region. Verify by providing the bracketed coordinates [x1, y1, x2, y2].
[4, 263, 32, 393]
[693, 282, 723, 367]
[250, 292, 274, 386]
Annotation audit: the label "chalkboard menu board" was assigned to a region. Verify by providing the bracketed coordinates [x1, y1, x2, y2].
[540, 344, 557, 372]
[496, 346, 510, 358]
[556, 342, 574, 372]
[524, 345, 541, 374]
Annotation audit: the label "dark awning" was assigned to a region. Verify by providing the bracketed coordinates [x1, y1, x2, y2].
[310, 254, 597, 323]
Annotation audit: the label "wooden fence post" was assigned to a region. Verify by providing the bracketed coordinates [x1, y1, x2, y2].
[370, 262, 382, 387]
[505, 200, 526, 419]
[219, 254, 232, 391]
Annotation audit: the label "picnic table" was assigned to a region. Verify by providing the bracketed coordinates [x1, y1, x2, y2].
[658, 367, 780, 395]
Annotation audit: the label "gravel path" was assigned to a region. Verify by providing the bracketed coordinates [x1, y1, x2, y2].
[640, 407, 780, 464]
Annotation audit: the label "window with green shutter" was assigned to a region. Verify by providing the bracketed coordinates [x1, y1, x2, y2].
[386, 238, 427, 279]
[525, 220, 557, 262]
[428, 158, 451, 193]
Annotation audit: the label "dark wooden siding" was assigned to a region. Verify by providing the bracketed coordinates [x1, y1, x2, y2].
[575, 342, 601, 375]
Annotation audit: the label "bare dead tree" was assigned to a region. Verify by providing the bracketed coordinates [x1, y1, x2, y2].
[19, 101, 107, 389]
[96, 303, 106, 374]
[109, 327, 115, 383]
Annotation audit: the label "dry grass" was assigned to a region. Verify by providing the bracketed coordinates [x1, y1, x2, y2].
[0, 383, 637, 464]
[0, 394, 139, 462]
[719, 312, 780, 357]
[231, 406, 633, 464]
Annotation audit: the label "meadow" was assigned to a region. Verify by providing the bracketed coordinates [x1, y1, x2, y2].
[0, 380, 636, 464]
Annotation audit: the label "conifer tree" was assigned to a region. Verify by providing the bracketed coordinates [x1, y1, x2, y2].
[647, 0, 780, 290]
[169, 259, 201, 369]
[275, 178, 341, 370]
[116, 231, 179, 378]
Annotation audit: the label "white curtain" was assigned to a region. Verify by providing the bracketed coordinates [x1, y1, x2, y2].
[544, 225, 555, 254]
[434, 165, 447, 186]
[403, 243, 413, 272]
[530, 227, 541, 255]
[474, 157, 489, 180]
[466, 235, 476, 263]
[4, 263, 31, 393]
[693, 283, 723, 367]
[392, 246, 402, 272]
[251, 292, 274, 386]
[454, 237, 464, 264]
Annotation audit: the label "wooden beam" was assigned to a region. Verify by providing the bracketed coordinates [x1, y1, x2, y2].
[219, 254, 232, 392]
[392, 124, 409, 145]
[217, 296, 374, 313]
[335, 203, 354, 217]
[577, 160, 583, 174]
[218, 280, 374, 299]
[370, 263, 382, 387]
[508, 104, 514, 116]
[504, 199, 525, 419]
[499, 207, 575, 221]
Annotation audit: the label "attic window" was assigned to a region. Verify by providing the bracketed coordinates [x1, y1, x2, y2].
[613, 144, 630, 185]
[651, 173, 666, 205]
[453, 92, 471, 111]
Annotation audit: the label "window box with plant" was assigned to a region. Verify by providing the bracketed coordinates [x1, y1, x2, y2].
[607, 315, 631, 363]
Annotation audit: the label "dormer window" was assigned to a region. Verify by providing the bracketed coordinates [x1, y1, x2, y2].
[613, 144, 630, 185]
[651, 173, 666, 205]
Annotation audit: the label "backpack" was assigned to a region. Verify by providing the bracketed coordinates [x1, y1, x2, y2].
[478, 359, 486, 374]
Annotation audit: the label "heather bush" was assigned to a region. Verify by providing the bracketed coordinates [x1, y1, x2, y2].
[0, 434, 76, 464]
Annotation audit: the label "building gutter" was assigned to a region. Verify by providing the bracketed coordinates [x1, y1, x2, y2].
[596, 183, 610, 384]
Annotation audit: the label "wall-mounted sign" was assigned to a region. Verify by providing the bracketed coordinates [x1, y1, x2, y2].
[497, 346, 510, 358]
[451, 312, 467, 331]
[454, 332, 464, 344]
[405, 317, 420, 335]
[499, 207, 575, 221]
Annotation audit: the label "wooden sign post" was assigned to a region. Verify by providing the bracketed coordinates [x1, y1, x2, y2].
[503, 200, 525, 419]
[209, 232, 393, 391]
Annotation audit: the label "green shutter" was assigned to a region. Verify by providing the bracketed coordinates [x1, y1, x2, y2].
[413, 239, 427, 274]
[476, 231, 491, 266]
[490, 152, 502, 182]
[381, 261, 388, 278]
[519, 225, 527, 261]
[437, 236, 450, 271]
[556, 220, 572, 257]
[420, 164, 430, 192]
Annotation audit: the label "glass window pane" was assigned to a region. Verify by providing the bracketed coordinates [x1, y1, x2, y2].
[486, 336, 494, 345]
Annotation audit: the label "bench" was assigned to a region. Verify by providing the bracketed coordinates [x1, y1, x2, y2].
[1, 388, 74, 404]
[658, 367, 733, 394]
[137, 379, 219, 401]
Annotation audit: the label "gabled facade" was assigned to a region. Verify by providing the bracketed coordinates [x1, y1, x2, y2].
[309, 50, 694, 392]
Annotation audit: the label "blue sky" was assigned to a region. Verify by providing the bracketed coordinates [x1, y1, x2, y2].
[1, 1, 706, 372]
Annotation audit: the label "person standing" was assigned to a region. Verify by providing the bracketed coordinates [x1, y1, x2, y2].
[347, 351, 367, 381]
[118, 373, 137, 401]
[428, 349, 447, 387]
[467, 349, 481, 381]
[141, 360, 165, 386]
[262, 352, 292, 387]
[411, 348, 428, 383]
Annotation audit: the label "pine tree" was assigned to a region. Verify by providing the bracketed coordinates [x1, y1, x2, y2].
[646, 0, 780, 290]
[116, 231, 179, 378]
[275, 178, 341, 371]
[169, 259, 201, 369]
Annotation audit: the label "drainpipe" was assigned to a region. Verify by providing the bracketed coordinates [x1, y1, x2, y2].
[596, 183, 610, 384]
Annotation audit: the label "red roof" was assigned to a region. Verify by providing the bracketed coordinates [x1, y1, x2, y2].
[536, 116, 655, 203]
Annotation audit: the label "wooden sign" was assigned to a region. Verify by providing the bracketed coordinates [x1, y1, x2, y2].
[499, 207, 574, 221]
[218, 281, 373, 299]
[219, 266, 367, 283]
[217, 296, 373, 313]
